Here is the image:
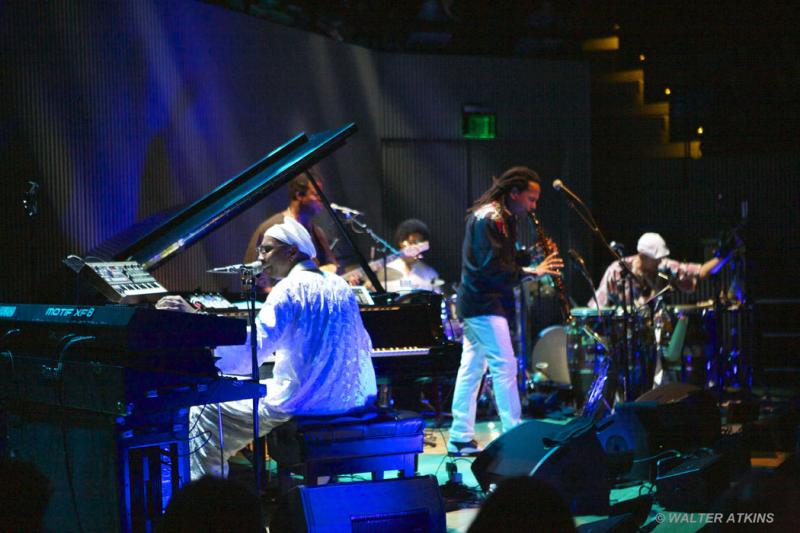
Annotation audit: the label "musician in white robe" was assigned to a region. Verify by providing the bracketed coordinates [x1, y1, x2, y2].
[158, 217, 377, 478]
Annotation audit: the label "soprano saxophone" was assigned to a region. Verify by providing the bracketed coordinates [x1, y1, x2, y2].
[529, 212, 572, 322]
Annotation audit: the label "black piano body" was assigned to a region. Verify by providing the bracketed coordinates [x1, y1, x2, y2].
[361, 299, 461, 382]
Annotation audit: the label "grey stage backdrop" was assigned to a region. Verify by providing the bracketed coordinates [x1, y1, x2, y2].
[0, 0, 590, 301]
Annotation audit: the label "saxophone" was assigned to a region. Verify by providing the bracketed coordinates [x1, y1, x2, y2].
[528, 212, 572, 322]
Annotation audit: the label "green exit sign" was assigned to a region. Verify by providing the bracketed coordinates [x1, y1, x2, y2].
[462, 105, 496, 139]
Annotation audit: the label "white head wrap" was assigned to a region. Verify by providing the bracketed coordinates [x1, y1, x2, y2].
[264, 216, 317, 259]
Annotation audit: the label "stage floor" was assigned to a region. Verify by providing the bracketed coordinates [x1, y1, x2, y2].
[419, 420, 658, 533]
[424, 420, 789, 533]
[237, 417, 790, 532]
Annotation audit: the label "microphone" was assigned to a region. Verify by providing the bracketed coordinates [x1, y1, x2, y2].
[552, 179, 583, 206]
[552, 179, 600, 234]
[569, 248, 594, 285]
[568, 248, 587, 269]
[207, 260, 263, 274]
[569, 247, 603, 314]
[330, 203, 364, 217]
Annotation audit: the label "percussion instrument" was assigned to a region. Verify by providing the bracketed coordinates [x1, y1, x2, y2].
[566, 307, 617, 375]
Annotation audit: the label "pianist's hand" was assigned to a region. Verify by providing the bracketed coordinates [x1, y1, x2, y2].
[155, 295, 197, 313]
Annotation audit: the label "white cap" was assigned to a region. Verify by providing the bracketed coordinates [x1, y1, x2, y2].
[264, 216, 317, 259]
[637, 232, 670, 260]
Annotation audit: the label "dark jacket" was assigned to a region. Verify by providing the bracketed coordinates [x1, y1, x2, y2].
[457, 202, 522, 320]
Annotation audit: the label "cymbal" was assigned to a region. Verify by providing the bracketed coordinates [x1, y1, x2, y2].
[372, 266, 405, 282]
[570, 306, 614, 317]
[342, 265, 404, 283]
[669, 299, 714, 313]
[389, 277, 446, 289]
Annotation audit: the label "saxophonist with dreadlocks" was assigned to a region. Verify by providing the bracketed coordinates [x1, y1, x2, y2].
[447, 167, 564, 456]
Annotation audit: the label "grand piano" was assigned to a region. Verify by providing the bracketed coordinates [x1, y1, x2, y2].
[86, 121, 460, 382]
[0, 123, 459, 532]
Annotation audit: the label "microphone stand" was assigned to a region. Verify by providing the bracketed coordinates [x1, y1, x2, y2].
[639, 278, 675, 391]
[240, 265, 263, 494]
[710, 215, 747, 399]
[555, 184, 641, 402]
[569, 250, 602, 319]
[207, 262, 266, 491]
[340, 214, 400, 407]
[344, 215, 399, 299]
[569, 249, 616, 416]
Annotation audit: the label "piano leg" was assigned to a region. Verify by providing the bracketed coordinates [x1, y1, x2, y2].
[431, 378, 454, 428]
[377, 383, 393, 409]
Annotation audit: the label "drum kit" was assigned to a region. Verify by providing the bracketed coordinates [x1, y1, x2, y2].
[528, 299, 718, 418]
[402, 281, 721, 419]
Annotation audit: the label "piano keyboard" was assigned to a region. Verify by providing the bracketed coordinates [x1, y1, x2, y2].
[252, 343, 461, 382]
[261, 346, 430, 364]
[370, 347, 429, 357]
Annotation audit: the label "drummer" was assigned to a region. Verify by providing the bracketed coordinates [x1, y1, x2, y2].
[381, 218, 442, 293]
[592, 232, 722, 308]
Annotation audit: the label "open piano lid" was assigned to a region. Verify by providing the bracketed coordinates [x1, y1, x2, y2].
[102, 123, 357, 270]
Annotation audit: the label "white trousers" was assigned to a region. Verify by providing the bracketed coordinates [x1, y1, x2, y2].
[449, 315, 521, 442]
[189, 397, 291, 480]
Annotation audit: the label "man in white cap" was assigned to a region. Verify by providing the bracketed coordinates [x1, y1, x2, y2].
[157, 217, 377, 478]
[593, 232, 721, 307]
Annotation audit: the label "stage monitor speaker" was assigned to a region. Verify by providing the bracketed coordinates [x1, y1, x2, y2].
[576, 513, 638, 533]
[471, 417, 610, 516]
[655, 453, 729, 511]
[597, 383, 721, 481]
[283, 475, 445, 533]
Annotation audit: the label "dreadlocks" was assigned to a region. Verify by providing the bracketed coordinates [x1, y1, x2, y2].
[468, 166, 541, 213]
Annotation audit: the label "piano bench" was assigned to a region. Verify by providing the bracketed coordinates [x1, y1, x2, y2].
[266, 409, 425, 493]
